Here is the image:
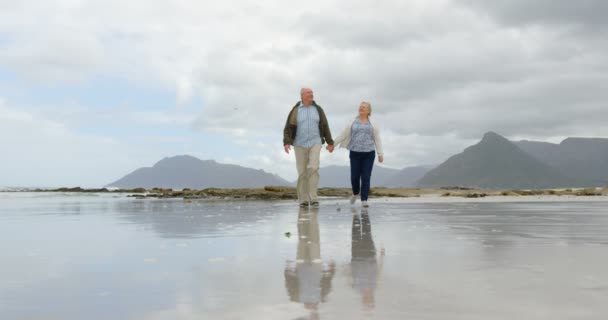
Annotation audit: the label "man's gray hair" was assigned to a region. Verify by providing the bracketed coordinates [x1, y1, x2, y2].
[300, 87, 312, 96]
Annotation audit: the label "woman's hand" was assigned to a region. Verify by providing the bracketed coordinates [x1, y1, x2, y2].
[378, 155, 384, 163]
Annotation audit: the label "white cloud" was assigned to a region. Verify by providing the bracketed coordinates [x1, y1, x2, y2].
[0, 99, 119, 187]
[0, 99, 206, 187]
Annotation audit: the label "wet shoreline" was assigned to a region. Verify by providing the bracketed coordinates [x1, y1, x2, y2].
[2, 185, 607, 200]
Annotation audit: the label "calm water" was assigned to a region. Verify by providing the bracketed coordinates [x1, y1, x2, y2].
[1, 193, 607, 319]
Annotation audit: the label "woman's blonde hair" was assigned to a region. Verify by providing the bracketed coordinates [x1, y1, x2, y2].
[360, 101, 372, 116]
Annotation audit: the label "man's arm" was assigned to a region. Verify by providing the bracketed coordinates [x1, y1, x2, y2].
[283, 109, 294, 153]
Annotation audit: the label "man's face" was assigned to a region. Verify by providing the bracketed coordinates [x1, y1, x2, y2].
[301, 89, 314, 102]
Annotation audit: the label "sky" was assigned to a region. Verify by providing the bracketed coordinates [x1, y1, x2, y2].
[1, 0, 607, 187]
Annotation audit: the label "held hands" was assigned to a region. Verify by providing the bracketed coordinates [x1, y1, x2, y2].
[285, 144, 334, 154]
[378, 155, 384, 163]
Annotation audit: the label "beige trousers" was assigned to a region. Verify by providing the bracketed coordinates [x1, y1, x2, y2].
[294, 144, 322, 203]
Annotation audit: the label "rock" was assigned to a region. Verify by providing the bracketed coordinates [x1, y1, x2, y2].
[512, 190, 533, 196]
[465, 193, 487, 198]
[264, 186, 289, 192]
[440, 186, 474, 190]
[53, 187, 84, 192]
[577, 188, 602, 196]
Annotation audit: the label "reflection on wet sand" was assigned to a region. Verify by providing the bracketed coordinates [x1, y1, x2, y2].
[285, 207, 336, 319]
[3, 196, 608, 319]
[349, 207, 384, 310]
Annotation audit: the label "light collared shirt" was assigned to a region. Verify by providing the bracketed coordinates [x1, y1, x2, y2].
[294, 102, 322, 148]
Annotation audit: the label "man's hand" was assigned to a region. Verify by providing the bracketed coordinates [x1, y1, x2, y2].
[284, 144, 291, 154]
[326, 144, 334, 153]
[378, 155, 384, 163]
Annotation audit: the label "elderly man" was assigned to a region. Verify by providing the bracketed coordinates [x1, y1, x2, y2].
[283, 88, 334, 207]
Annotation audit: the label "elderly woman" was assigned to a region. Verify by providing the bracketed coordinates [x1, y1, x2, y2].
[334, 101, 384, 207]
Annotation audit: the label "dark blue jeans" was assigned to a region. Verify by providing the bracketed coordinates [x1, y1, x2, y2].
[350, 150, 375, 201]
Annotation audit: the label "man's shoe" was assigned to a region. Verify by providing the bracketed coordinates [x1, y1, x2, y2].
[310, 201, 319, 207]
[362, 201, 369, 208]
[350, 194, 357, 205]
[299, 201, 309, 207]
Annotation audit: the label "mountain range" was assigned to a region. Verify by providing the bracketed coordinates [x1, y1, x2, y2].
[107, 156, 432, 189]
[108, 132, 608, 190]
[418, 131, 606, 189]
[514, 138, 608, 186]
[107, 155, 290, 189]
[318, 165, 432, 187]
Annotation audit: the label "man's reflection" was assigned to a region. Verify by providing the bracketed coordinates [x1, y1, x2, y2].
[285, 207, 336, 318]
[349, 207, 384, 309]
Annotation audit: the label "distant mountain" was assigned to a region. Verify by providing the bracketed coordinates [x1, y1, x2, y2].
[383, 165, 434, 187]
[107, 155, 291, 189]
[318, 165, 402, 187]
[317, 165, 432, 187]
[515, 138, 608, 186]
[417, 132, 581, 189]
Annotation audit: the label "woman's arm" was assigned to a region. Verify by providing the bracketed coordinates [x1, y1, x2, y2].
[333, 122, 352, 147]
[373, 124, 384, 162]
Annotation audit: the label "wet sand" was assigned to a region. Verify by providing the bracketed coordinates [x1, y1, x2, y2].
[1, 194, 607, 319]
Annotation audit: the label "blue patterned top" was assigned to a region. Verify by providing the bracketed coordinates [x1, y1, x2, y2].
[294, 102, 322, 148]
[348, 118, 375, 152]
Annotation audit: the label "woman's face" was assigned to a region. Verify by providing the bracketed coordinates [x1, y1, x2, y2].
[358, 104, 370, 117]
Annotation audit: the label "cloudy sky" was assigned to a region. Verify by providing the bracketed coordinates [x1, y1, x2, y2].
[1, 0, 607, 187]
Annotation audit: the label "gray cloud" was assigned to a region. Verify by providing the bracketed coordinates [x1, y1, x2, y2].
[459, 0, 608, 29]
[1, 0, 608, 182]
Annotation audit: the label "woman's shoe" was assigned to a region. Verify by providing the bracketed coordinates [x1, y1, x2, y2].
[362, 201, 369, 208]
[350, 194, 357, 205]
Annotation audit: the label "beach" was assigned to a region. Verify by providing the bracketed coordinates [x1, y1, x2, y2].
[1, 193, 607, 319]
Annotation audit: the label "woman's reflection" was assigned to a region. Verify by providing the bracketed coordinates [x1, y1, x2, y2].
[349, 207, 384, 310]
[285, 207, 336, 318]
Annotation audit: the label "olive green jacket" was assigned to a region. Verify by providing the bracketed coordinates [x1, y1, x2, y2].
[283, 101, 334, 146]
